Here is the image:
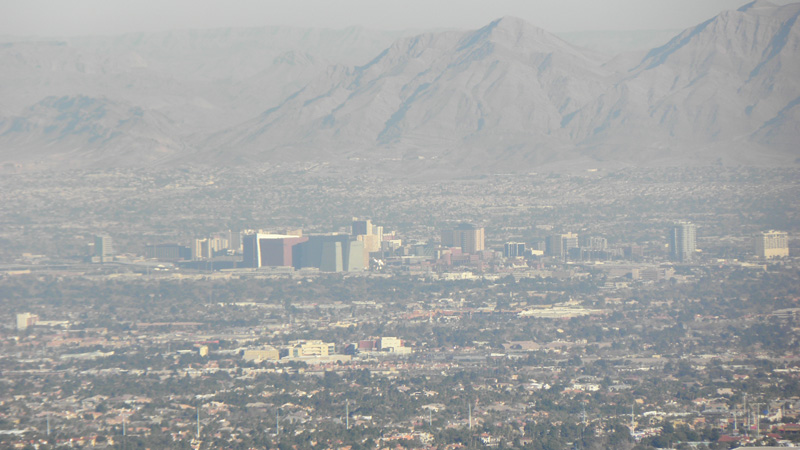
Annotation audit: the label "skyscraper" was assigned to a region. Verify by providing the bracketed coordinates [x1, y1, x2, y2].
[94, 235, 113, 263]
[352, 219, 372, 236]
[293, 234, 365, 272]
[504, 242, 526, 258]
[754, 230, 789, 259]
[669, 222, 696, 262]
[242, 233, 308, 268]
[442, 224, 485, 254]
[546, 233, 578, 259]
[352, 218, 383, 253]
[16, 312, 38, 330]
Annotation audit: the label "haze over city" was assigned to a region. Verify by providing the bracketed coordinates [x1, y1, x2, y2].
[1, 1, 799, 449]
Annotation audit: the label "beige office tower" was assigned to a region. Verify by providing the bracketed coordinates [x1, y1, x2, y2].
[192, 239, 212, 259]
[754, 230, 789, 259]
[16, 312, 39, 330]
[352, 219, 382, 254]
[442, 224, 485, 254]
[209, 236, 229, 252]
[357, 234, 381, 253]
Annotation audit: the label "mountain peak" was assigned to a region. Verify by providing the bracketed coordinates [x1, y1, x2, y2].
[486, 16, 548, 39]
[738, 0, 778, 13]
[491, 16, 535, 30]
[456, 15, 561, 52]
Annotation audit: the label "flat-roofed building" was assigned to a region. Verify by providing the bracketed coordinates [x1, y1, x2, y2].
[192, 238, 213, 260]
[16, 312, 38, 330]
[504, 242, 526, 258]
[294, 234, 365, 272]
[242, 233, 308, 268]
[243, 346, 280, 362]
[546, 233, 579, 259]
[352, 219, 372, 236]
[379, 337, 402, 351]
[442, 224, 485, 254]
[669, 221, 696, 262]
[145, 243, 190, 261]
[289, 340, 335, 357]
[754, 230, 789, 259]
[352, 218, 383, 254]
[94, 234, 114, 263]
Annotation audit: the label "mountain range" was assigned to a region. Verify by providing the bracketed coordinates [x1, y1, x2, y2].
[1, 0, 798, 172]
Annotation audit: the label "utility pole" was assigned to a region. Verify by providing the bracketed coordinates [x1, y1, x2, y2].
[752, 402, 764, 440]
[744, 394, 748, 437]
[469, 403, 473, 430]
[276, 409, 280, 436]
[346, 399, 350, 430]
[46, 414, 50, 436]
[123, 412, 127, 450]
[196, 406, 200, 439]
[581, 404, 587, 441]
[630, 404, 635, 433]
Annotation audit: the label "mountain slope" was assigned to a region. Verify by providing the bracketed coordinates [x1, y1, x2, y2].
[569, 0, 800, 161]
[202, 3, 800, 168]
[0, 95, 187, 169]
[201, 17, 612, 167]
[1, 3, 799, 172]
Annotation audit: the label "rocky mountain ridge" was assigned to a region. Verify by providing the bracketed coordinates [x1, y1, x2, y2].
[1, 1, 798, 172]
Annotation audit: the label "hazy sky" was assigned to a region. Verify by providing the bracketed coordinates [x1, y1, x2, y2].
[1, 0, 792, 37]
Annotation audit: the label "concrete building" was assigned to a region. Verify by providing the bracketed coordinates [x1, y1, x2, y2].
[378, 337, 411, 354]
[192, 238, 211, 260]
[358, 340, 378, 352]
[94, 235, 113, 263]
[243, 346, 280, 362]
[504, 242, 526, 258]
[581, 236, 608, 251]
[442, 224, 485, 254]
[352, 218, 383, 253]
[242, 233, 308, 268]
[229, 230, 242, 252]
[259, 235, 308, 267]
[289, 340, 336, 358]
[208, 236, 229, 253]
[321, 241, 344, 272]
[754, 230, 789, 259]
[546, 233, 579, 259]
[357, 234, 381, 254]
[16, 312, 38, 330]
[670, 222, 696, 262]
[294, 234, 365, 272]
[344, 240, 366, 271]
[352, 219, 372, 236]
[379, 337, 402, 351]
[145, 243, 190, 261]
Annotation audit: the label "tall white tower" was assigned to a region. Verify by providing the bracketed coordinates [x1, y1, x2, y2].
[670, 222, 696, 262]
